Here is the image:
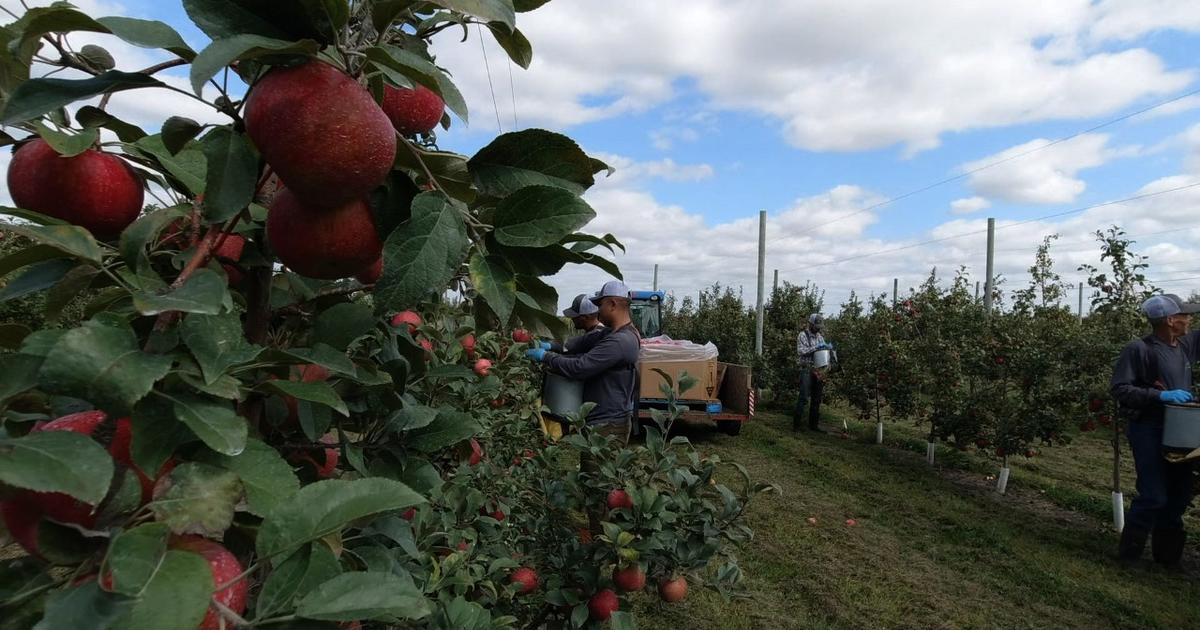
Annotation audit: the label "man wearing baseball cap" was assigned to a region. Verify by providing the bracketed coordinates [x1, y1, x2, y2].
[539, 293, 605, 354]
[526, 280, 641, 439]
[1111, 293, 1200, 568]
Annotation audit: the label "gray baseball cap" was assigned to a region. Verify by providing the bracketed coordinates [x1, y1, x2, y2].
[589, 280, 632, 304]
[1142, 293, 1200, 319]
[563, 293, 599, 318]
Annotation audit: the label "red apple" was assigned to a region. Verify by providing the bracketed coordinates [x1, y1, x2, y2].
[613, 565, 646, 592]
[511, 329, 532, 343]
[355, 256, 382, 285]
[391, 311, 422, 334]
[8, 138, 144, 239]
[606, 489, 634, 511]
[588, 589, 619, 621]
[401, 508, 416, 521]
[381, 84, 445, 136]
[473, 358, 492, 377]
[468, 438, 483, 466]
[658, 577, 688, 603]
[510, 567, 539, 595]
[266, 190, 382, 280]
[245, 61, 395, 208]
[0, 496, 44, 558]
[170, 536, 248, 630]
[460, 334, 476, 355]
[1088, 398, 1104, 412]
[845, 518, 858, 526]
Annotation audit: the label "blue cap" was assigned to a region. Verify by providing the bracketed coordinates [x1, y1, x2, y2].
[563, 293, 599, 318]
[1141, 294, 1200, 319]
[590, 280, 632, 304]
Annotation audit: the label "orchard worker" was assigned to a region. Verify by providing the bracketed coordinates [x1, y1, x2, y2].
[536, 293, 606, 354]
[795, 313, 833, 432]
[525, 281, 641, 443]
[1111, 293, 1200, 569]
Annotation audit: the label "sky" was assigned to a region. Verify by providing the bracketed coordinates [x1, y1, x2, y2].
[5, 0, 1200, 315]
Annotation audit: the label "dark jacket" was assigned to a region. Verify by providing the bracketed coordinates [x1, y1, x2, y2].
[544, 323, 640, 425]
[549, 325, 606, 354]
[1111, 331, 1200, 424]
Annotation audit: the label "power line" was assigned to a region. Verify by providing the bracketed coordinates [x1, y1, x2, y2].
[763, 86, 1200, 245]
[477, 24, 503, 132]
[506, 58, 519, 130]
[774, 181, 1200, 276]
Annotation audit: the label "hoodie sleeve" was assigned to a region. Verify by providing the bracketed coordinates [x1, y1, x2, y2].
[796, 330, 818, 361]
[544, 332, 631, 381]
[1110, 340, 1161, 409]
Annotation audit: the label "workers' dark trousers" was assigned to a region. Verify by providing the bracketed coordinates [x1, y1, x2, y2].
[1127, 420, 1194, 531]
[793, 368, 823, 430]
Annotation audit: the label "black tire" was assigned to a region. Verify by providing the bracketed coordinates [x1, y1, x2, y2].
[718, 420, 742, 436]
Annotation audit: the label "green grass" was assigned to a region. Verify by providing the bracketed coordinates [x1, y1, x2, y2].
[632, 406, 1200, 629]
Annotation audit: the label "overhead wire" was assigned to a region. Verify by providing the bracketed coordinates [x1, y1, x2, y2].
[477, 24, 504, 132]
[761, 85, 1200, 246]
[772, 181, 1200, 277]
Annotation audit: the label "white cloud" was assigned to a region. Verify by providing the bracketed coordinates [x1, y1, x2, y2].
[950, 196, 991, 215]
[961, 134, 1136, 204]
[591, 153, 714, 186]
[432, 0, 1196, 152]
[544, 154, 1200, 315]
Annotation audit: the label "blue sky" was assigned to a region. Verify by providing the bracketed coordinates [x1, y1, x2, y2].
[7, 0, 1200, 311]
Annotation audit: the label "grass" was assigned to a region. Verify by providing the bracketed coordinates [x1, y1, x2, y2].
[632, 405, 1200, 630]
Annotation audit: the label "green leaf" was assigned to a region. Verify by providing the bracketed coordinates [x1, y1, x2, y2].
[0, 243, 66, 278]
[296, 571, 430, 622]
[610, 611, 637, 630]
[162, 117, 204, 155]
[256, 543, 341, 618]
[426, 0, 514, 29]
[78, 44, 116, 71]
[468, 130, 599, 197]
[392, 145, 475, 201]
[132, 268, 230, 316]
[0, 259, 75, 303]
[513, 0, 551, 11]
[43, 264, 100, 326]
[386, 403, 439, 432]
[422, 364, 474, 380]
[130, 397, 195, 475]
[468, 253, 516, 324]
[374, 193, 468, 315]
[257, 478, 425, 560]
[492, 185, 596, 248]
[312, 302, 377, 351]
[405, 410, 479, 452]
[104, 523, 170, 596]
[196, 438, 299, 516]
[6, 6, 107, 64]
[149, 462, 243, 537]
[131, 135, 207, 196]
[0, 223, 103, 263]
[0, 353, 41, 402]
[365, 46, 468, 123]
[38, 318, 172, 414]
[200, 127, 259, 222]
[285, 344, 357, 378]
[34, 580, 133, 630]
[182, 0, 289, 40]
[33, 121, 99, 158]
[181, 312, 263, 384]
[487, 23, 532, 69]
[190, 34, 320, 95]
[115, 550, 212, 630]
[0, 431, 113, 504]
[514, 295, 567, 339]
[95, 16, 196, 61]
[515, 273, 558, 312]
[75, 106, 148, 143]
[258, 380, 349, 417]
[169, 393, 248, 456]
[1, 71, 165, 125]
[119, 206, 186, 274]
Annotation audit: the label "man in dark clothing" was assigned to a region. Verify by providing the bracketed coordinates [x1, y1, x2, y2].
[1111, 293, 1200, 568]
[795, 313, 833, 432]
[526, 281, 641, 442]
[542, 293, 605, 354]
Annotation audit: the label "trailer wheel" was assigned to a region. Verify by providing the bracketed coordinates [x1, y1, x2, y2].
[717, 420, 742, 436]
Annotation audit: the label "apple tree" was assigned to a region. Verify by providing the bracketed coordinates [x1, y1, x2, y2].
[0, 1, 773, 628]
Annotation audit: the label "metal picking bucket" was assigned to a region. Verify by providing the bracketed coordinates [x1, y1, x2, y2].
[543, 371, 584, 418]
[812, 349, 831, 369]
[1163, 403, 1200, 450]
